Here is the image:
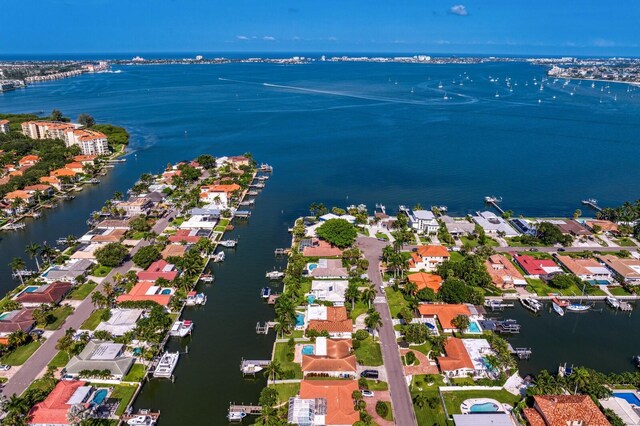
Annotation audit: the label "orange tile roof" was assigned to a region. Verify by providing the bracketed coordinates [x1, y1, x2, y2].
[65, 162, 84, 170]
[408, 272, 443, 293]
[418, 303, 471, 330]
[24, 184, 52, 192]
[4, 190, 32, 200]
[116, 281, 172, 306]
[299, 380, 360, 426]
[73, 154, 97, 162]
[307, 307, 353, 334]
[0, 120, 9, 125]
[161, 244, 187, 258]
[28, 380, 88, 425]
[18, 155, 40, 165]
[436, 337, 474, 372]
[529, 395, 610, 426]
[523, 408, 547, 426]
[584, 219, 618, 233]
[556, 255, 603, 277]
[51, 168, 76, 177]
[301, 339, 356, 373]
[485, 254, 525, 288]
[201, 183, 241, 194]
[415, 245, 451, 258]
[40, 176, 61, 184]
[302, 239, 343, 257]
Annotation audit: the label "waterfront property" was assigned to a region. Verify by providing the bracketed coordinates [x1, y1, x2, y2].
[308, 259, 349, 279]
[472, 211, 519, 237]
[301, 238, 343, 257]
[310, 280, 349, 305]
[289, 380, 360, 426]
[555, 255, 612, 283]
[441, 215, 476, 237]
[136, 259, 179, 282]
[523, 395, 610, 426]
[64, 340, 134, 380]
[409, 245, 450, 272]
[15, 281, 72, 306]
[583, 219, 619, 234]
[554, 220, 592, 237]
[116, 281, 175, 306]
[40, 259, 94, 283]
[94, 309, 144, 336]
[598, 255, 640, 285]
[306, 306, 353, 339]
[513, 254, 562, 277]
[436, 338, 496, 379]
[28, 380, 94, 425]
[600, 391, 640, 425]
[300, 337, 357, 378]
[199, 183, 241, 207]
[417, 303, 476, 333]
[21, 121, 109, 156]
[406, 209, 439, 234]
[0, 308, 36, 344]
[485, 254, 527, 289]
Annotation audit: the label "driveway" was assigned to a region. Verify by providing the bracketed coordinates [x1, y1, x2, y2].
[363, 389, 394, 426]
[356, 236, 418, 426]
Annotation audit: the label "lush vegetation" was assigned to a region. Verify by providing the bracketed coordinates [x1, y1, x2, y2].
[94, 242, 129, 267]
[316, 218, 357, 248]
[91, 123, 129, 149]
[132, 245, 161, 269]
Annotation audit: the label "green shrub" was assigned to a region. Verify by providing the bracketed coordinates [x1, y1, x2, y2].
[375, 401, 388, 418]
[354, 330, 369, 341]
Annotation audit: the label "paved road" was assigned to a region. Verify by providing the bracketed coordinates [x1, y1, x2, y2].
[1, 212, 175, 397]
[404, 244, 637, 254]
[357, 237, 418, 426]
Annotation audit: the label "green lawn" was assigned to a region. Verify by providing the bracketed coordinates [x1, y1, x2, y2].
[273, 342, 302, 379]
[354, 337, 383, 366]
[81, 308, 108, 330]
[384, 287, 411, 318]
[91, 265, 113, 277]
[460, 237, 498, 248]
[409, 341, 433, 357]
[378, 401, 394, 422]
[506, 238, 549, 247]
[525, 278, 606, 297]
[363, 379, 389, 391]
[358, 226, 370, 236]
[284, 330, 304, 339]
[375, 232, 389, 241]
[1, 340, 42, 365]
[271, 382, 300, 404]
[68, 282, 97, 300]
[610, 286, 632, 296]
[442, 389, 522, 415]
[112, 384, 138, 416]
[123, 363, 147, 382]
[411, 374, 448, 426]
[449, 252, 464, 262]
[350, 300, 369, 321]
[45, 305, 75, 330]
[49, 350, 70, 368]
[615, 238, 637, 247]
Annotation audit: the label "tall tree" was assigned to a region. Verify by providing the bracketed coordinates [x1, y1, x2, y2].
[24, 243, 41, 271]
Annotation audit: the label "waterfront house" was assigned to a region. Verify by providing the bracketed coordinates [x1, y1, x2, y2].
[511, 218, 537, 236]
[301, 337, 357, 378]
[70, 243, 105, 260]
[39, 176, 62, 191]
[583, 219, 619, 234]
[436, 337, 475, 378]
[15, 281, 72, 307]
[136, 259, 179, 282]
[523, 395, 610, 426]
[168, 229, 210, 244]
[0, 119, 9, 134]
[28, 380, 90, 425]
[64, 340, 134, 380]
[18, 155, 41, 167]
[0, 308, 36, 344]
[51, 167, 77, 179]
[95, 309, 144, 336]
[73, 154, 97, 165]
[441, 216, 475, 237]
[95, 218, 131, 230]
[310, 280, 349, 305]
[319, 213, 357, 224]
[309, 259, 349, 279]
[119, 198, 152, 216]
[307, 306, 353, 339]
[408, 245, 450, 272]
[408, 272, 443, 293]
[4, 190, 34, 206]
[161, 169, 181, 183]
[485, 254, 527, 289]
[161, 244, 187, 259]
[90, 228, 127, 243]
[116, 281, 174, 306]
[227, 155, 251, 168]
[555, 220, 592, 237]
[514, 255, 562, 277]
[24, 184, 54, 197]
[64, 162, 85, 174]
[597, 255, 640, 285]
[289, 379, 360, 426]
[417, 303, 475, 333]
[179, 211, 219, 230]
[555, 255, 612, 283]
[600, 393, 640, 425]
[302, 239, 343, 257]
[21, 121, 108, 156]
[472, 211, 519, 237]
[407, 209, 439, 234]
[41, 259, 93, 283]
[199, 183, 241, 207]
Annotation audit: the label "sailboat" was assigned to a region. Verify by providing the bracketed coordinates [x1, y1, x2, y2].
[495, 91, 500, 98]
[552, 302, 565, 316]
[438, 81, 443, 89]
[566, 284, 591, 312]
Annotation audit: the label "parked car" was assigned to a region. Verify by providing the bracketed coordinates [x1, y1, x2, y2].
[0, 365, 11, 371]
[557, 248, 566, 252]
[361, 390, 375, 397]
[31, 329, 45, 337]
[360, 369, 379, 379]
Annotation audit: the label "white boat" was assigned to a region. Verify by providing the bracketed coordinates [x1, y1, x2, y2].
[194, 293, 207, 305]
[219, 240, 237, 248]
[241, 363, 263, 374]
[520, 297, 542, 313]
[227, 411, 247, 422]
[212, 252, 225, 262]
[265, 270, 285, 280]
[199, 273, 214, 282]
[606, 296, 620, 309]
[566, 303, 590, 312]
[552, 302, 565, 316]
[153, 351, 180, 378]
[169, 320, 193, 337]
[127, 416, 155, 426]
[261, 287, 272, 299]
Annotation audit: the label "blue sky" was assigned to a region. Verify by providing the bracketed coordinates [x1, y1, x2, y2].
[2, 0, 639, 56]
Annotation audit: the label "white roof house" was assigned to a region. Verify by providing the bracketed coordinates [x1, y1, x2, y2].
[408, 210, 439, 234]
[311, 280, 348, 305]
[307, 305, 328, 321]
[95, 309, 144, 336]
[472, 211, 519, 237]
[319, 213, 356, 224]
[180, 214, 218, 230]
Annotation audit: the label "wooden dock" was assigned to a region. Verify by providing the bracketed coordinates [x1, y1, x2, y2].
[581, 198, 602, 212]
[255, 321, 277, 334]
[484, 196, 505, 214]
[274, 248, 289, 256]
[229, 403, 262, 415]
[235, 210, 252, 218]
[513, 347, 532, 359]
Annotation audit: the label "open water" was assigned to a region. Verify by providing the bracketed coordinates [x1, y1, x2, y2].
[1, 60, 640, 423]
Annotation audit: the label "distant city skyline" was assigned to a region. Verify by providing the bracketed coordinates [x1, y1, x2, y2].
[2, 0, 639, 56]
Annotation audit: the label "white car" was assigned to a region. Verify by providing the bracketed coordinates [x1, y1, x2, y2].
[361, 390, 374, 397]
[0, 365, 11, 371]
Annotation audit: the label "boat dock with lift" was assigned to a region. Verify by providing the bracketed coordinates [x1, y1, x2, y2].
[228, 403, 262, 422]
[581, 198, 602, 212]
[484, 196, 505, 214]
[240, 358, 271, 375]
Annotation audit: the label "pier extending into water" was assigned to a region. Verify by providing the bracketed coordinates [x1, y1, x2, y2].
[581, 198, 603, 212]
[484, 196, 505, 214]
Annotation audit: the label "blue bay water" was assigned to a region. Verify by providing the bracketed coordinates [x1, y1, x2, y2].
[0, 61, 639, 423]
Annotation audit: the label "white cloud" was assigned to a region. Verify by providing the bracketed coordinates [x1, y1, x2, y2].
[263, 36, 275, 41]
[449, 5, 468, 16]
[236, 35, 249, 40]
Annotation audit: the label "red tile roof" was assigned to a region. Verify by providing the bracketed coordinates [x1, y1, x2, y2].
[136, 259, 178, 282]
[301, 339, 356, 373]
[307, 307, 353, 334]
[299, 380, 360, 426]
[418, 303, 472, 330]
[116, 281, 173, 306]
[437, 337, 474, 372]
[168, 229, 201, 243]
[16, 282, 72, 305]
[408, 272, 443, 293]
[527, 395, 610, 426]
[514, 255, 559, 276]
[28, 380, 88, 425]
[415, 245, 451, 258]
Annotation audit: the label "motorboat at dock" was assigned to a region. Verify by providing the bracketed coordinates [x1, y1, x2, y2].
[169, 320, 193, 337]
[152, 351, 180, 378]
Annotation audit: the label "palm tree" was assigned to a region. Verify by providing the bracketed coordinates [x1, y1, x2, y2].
[365, 310, 382, 339]
[403, 280, 418, 297]
[9, 257, 26, 285]
[345, 282, 360, 310]
[113, 191, 123, 201]
[571, 367, 590, 394]
[263, 361, 283, 382]
[5, 394, 29, 415]
[40, 244, 57, 264]
[8, 330, 29, 348]
[103, 282, 115, 301]
[65, 234, 77, 246]
[413, 393, 428, 408]
[25, 243, 41, 271]
[361, 285, 377, 308]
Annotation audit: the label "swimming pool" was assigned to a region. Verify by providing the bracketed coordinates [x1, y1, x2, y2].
[469, 402, 501, 413]
[308, 263, 318, 272]
[613, 392, 640, 406]
[91, 389, 108, 405]
[467, 321, 482, 333]
[24, 286, 39, 293]
[295, 313, 305, 327]
[161, 289, 172, 295]
[302, 345, 314, 355]
[0, 313, 8, 320]
[307, 295, 316, 304]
